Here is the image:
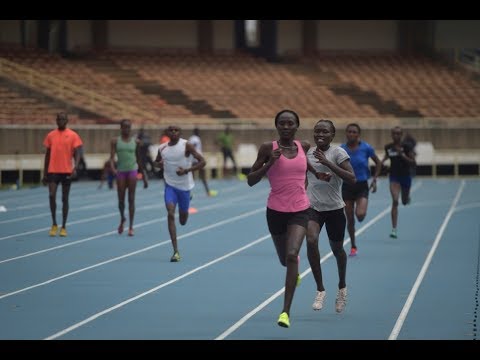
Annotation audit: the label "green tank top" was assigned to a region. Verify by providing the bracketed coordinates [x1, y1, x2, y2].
[116, 136, 137, 171]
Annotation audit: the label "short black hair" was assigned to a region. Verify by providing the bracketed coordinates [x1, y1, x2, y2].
[120, 119, 131, 127]
[315, 119, 335, 134]
[56, 112, 68, 121]
[346, 123, 361, 133]
[391, 126, 402, 134]
[275, 109, 300, 127]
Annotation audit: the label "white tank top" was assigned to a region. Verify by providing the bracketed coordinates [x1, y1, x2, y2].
[188, 134, 202, 153]
[158, 138, 194, 191]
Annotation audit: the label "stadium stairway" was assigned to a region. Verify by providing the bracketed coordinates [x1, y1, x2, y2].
[84, 58, 236, 119]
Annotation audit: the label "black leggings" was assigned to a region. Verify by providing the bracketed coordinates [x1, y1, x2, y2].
[308, 207, 346, 242]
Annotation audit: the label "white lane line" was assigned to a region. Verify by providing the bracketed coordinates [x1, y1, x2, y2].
[0, 202, 120, 225]
[0, 189, 264, 263]
[45, 234, 271, 340]
[0, 207, 265, 300]
[0, 211, 129, 241]
[388, 180, 465, 340]
[0, 218, 161, 265]
[0, 183, 260, 240]
[4, 190, 115, 210]
[0, 189, 263, 252]
[453, 201, 480, 213]
[215, 181, 424, 340]
[2, 181, 246, 211]
[216, 206, 391, 340]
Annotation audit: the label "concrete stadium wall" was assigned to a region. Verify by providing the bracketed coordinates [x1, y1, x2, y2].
[4, 20, 480, 55]
[213, 20, 234, 51]
[435, 20, 480, 51]
[277, 20, 302, 56]
[67, 20, 91, 52]
[316, 20, 398, 51]
[0, 20, 21, 44]
[108, 20, 198, 49]
[2, 123, 480, 156]
[2, 121, 480, 184]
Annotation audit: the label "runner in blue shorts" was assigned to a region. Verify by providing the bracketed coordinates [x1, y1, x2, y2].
[154, 125, 206, 262]
[381, 126, 416, 239]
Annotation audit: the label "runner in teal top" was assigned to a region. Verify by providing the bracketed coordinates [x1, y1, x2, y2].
[116, 135, 137, 172]
[110, 119, 148, 236]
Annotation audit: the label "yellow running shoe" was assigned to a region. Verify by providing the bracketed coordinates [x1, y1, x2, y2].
[277, 312, 290, 328]
[208, 189, 218, 197]
[49, 225, 58, 237]
[237, 173, 247, 181]
[170, 252, 181, 262]
[59, 227, 67, 237]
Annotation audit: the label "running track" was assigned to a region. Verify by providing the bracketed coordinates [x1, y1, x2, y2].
[0, 177, 479, 341]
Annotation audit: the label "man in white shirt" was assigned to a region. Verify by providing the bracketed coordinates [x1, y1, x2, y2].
[188, 128, 217, 197]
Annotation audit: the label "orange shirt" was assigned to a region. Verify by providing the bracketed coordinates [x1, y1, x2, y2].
[160, 135, 170, 144]
[43, 128, 83, 173]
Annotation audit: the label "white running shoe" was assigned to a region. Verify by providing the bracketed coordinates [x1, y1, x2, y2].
[312, 290, 326, 311]
[335, 287, 347, 313]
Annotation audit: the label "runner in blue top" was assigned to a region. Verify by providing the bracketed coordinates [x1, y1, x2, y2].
[340, 123, 382, 256]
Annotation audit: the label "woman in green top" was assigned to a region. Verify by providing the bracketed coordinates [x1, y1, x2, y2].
[110, 119, 148, 236]
[217, 125, 238, 176]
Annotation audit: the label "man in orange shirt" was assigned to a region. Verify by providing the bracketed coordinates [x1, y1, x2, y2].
[42, 112, 83, 237]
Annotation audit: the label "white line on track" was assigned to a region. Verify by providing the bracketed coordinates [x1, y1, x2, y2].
[215, 181, 424, 340]
[388, 180, 465, 340]
[45, 233, 271, 340]
[0, 185, 261, 241]
[0, 207, 265, 300]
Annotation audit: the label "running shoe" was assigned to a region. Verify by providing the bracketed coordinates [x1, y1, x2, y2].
[312, 290, 326, 311]
[59, 227, 67, 237]
[335, 287, 347, 313]
[277, 312, 290, 328]
[170, 252, 181, 262]
[49, 225, 58, 237]
[349, 247, 357, 257]
[390, 229, 397, 239]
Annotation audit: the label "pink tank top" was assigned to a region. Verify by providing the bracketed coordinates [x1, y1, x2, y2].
[266, 140, 310, 212]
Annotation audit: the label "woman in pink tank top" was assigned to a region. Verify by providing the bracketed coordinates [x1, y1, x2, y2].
[247, 109, 311, 328]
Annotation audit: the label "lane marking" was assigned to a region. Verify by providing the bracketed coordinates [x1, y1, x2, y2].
[216, 206, 391, 340]
[0, 185, 262, 241]
[45, 234, 271, 340]
[216, 181, 424, 340]
[0, 207, 265, 299]
[388, 180, 465, 340]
